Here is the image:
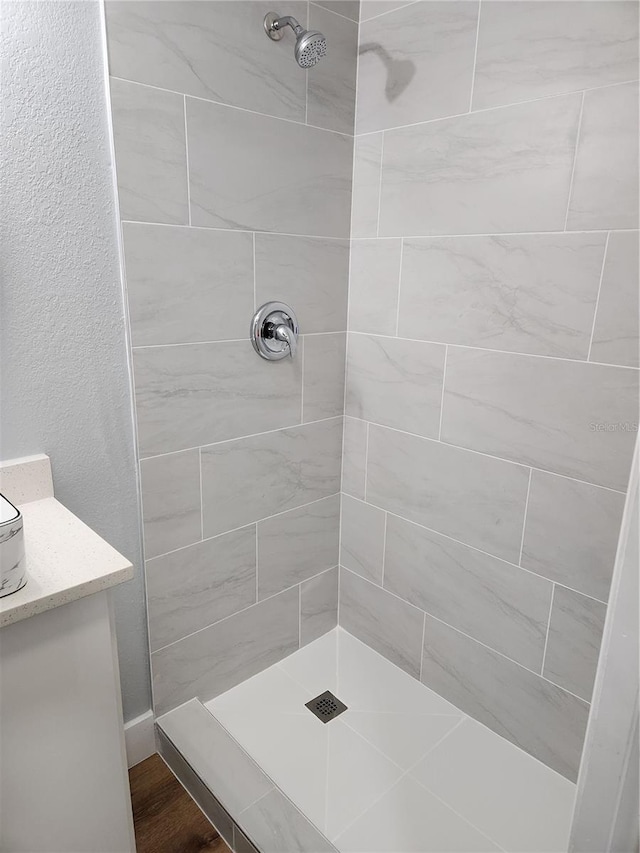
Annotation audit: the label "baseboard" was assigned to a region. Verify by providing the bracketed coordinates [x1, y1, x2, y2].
[124, 709, 155, 768]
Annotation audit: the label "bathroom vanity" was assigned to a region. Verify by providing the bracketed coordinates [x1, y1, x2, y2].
[0, 455, 136, 853]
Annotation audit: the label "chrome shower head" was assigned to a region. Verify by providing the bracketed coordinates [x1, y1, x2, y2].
[264, 12, 327, 68]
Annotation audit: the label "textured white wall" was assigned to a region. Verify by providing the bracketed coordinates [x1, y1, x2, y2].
[1, 0, 151, 722]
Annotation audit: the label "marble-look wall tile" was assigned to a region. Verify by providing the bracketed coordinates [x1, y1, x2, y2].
[152, 586, 299, 714]
[351, 133, 383, 238]
[186, 98, 353, 237]
[349, 239, 401, 335]
[590, 231, 640, 368]
[303, 333, 347, 422]
[133, 340, 302, 457]
[356, 1, 478, 133]
[146, 526, 257, 651]
[421, 615, 590, 780]
[340, 568, 424, 678]
[255, 235, 349, 334]
[379, 94, 582, 236]
[567, 82, 639, 231]
[346, 334, 445, 437]
[140, 450, 201, 559]
[543, 587, 607, 702]
[367, 425, 529, 562]
[360, 1, 414, 22]
[399, 234, 606, 358]
[315, 1, 360, 22]
[521, 471, 625, 602]
[307, 5, 358, 134]
[106, 1, 307, 122]
[473, 1, 639, 111]
[340, 495, 385, 584]
[110, 77, 188, 225]
[384, 515, 552, 671]
[342, 417, 367, 499]
[257, 495, 340, 599]
[442, 348, 638, 490]
[300, 566, 339, 646]
[202, 419, 342, 537]
[123, 224, 253, 346]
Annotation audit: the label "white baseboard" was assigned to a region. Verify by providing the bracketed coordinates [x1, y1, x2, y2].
[124, 709, 155, 768]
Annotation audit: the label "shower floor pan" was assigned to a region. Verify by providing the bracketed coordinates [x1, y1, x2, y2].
[156, 628, 575, 853]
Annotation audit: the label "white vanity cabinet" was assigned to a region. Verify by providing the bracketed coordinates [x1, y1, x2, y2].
[0, 455, 136, 853]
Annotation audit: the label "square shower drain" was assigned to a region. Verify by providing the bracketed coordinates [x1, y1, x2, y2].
[305, 690, 348, 723]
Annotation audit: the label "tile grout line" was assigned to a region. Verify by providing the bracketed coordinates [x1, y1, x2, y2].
[563, 90, 586, 232]
[341, 414, 629, 494]
[133, 330, 350, 350]
[298, 583, 302, 648]
[140, 414, 343, 461]
[587, 231, 611, 362]
[252, 231, 257, 311]
[418, 611, 427, 682]
[518, 468, 533, 566]
[255, 524, 259, 603]
[359, 0, 419, 24]
[437, 344, 448, 441]
[380, 511, 388, 587]
[309, 0, 357, 24]
[353, 77, 638, 139]
[540, 584, 556, 676]
[183, 95, 191, 226]
[363, 421, 370, 502]
[300, 333, 305, 423]
[198, 447, 204, 541]
[342, 567, 590, 703]
[467, 0, 482, 112]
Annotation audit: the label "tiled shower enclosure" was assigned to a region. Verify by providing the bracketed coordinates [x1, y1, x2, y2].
[105, 0, 638, 834]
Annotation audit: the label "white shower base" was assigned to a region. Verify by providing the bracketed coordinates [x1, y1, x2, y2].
[206, 627, 576, 853]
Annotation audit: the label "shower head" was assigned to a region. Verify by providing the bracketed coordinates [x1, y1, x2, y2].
[264, 13, 327, 68]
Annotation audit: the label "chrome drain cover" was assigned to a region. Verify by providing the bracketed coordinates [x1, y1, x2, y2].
[305, 690, 347, 723]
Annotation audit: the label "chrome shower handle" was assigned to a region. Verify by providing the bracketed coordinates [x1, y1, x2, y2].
[274, 322, 297, 358]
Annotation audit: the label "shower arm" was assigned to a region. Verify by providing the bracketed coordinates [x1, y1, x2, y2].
[271, 15, 305, 37]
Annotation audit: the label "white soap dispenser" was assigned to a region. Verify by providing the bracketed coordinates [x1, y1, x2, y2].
[0, 494, 26, 597]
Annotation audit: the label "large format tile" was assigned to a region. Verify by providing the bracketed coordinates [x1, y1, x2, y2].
[300, 566, 339, 646]
[157, 698, 273, 816]
[590, 231, 640, 368]
[123, 224, 253, 346]
[303, 333, 346, 422]
[133, 340, 301, 457]
[521, 470, 625, 602]
[315, 1, 360, 21]
[257, 495, 340, 599]
[140, 450, 201, 559]
[255, 234, 349, 334]
[106, 1, 307, 121]
[379, 94, 581, 236]
[473, 1, 639, 110]
[307, 4, 358, 134]
[201, 418, 342, 537]
[110, 78, 187, 225]
[240, 789, 337, 853]
[360, 1, 416, 22]
[567, 82, 639, 231]
[152, 586, 299, 714]
[335, 774, 500, 852]
[411, 717, 576, 853]
[442, 348, 638, 490]
[348, 239, 401, 335]
[356, 1, 478, 133]
[351, 133, 383, 238]
[346, 334, 445, 438]
[340, 495, 385, 584]
[399, 234, 606, 358]
[339, 568, 424, 678]
[384, 514, 552, 670]
[367, 425, 529, 562]
[146, 526, 257, 651]
[187, 98, 352, 236]
[421, 615, 590, 780]
[543, 587, 607, 701]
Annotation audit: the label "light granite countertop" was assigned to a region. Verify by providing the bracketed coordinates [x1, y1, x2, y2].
[0, 455, 133, 628]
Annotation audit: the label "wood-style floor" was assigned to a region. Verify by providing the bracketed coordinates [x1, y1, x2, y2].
[129, 754, 232, 853]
